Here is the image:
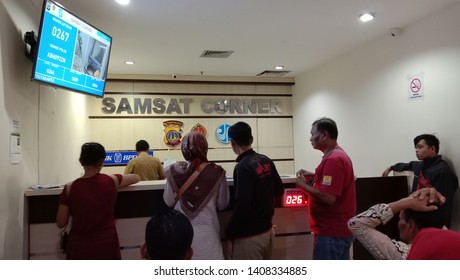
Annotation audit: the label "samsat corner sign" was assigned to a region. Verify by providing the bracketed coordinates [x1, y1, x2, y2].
[97, 96, 285, 115]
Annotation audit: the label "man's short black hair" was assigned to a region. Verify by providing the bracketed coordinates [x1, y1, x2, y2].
[312, 117, 338, 140]
[404, 204, 444, 230]
[228, 122, 253, 146]
[136, 140, 149, 152]
[413, 134, 439, 154]
[145, 208, 194, 260]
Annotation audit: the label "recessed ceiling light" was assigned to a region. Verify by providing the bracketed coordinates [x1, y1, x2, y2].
[125, 61, 135, 65]
[274, 65, 284, 70]
[116, 0, 130, 5]
[359, 13, 375, 22]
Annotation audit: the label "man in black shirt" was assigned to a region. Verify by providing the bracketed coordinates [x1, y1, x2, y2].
[382, 134, 458, 228]
[225, 122, 282, 259]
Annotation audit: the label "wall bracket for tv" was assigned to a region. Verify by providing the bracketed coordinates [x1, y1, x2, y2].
[24, 31, 37, 62]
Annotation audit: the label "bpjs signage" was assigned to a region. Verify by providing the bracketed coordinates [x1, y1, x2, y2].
[104, 150, 154, 165]
[94, 95, 290, 116]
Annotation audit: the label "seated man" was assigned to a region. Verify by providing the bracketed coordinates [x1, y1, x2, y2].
[348, 188, 445, 260]
[382, 134, 458, 228]
[125, 140, 165, 181]
[407, 227, 460, 260]
[141, 208, 194, 260]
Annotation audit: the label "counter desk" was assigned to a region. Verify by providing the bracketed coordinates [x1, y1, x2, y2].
[24, 175, 312, 260]
[24, 175, 409, 260]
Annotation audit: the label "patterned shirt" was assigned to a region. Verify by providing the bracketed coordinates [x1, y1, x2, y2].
[348, 203, 410, 260]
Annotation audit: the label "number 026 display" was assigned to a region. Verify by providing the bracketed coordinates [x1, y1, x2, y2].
[283, 189, 307, 207]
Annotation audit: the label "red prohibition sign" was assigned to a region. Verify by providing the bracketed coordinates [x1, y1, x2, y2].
[411, 78, 422, 93]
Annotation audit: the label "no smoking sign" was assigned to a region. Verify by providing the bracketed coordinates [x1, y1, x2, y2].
[408, 73, 424, 100]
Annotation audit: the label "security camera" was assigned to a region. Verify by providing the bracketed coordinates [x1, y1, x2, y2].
[389, 28, 401, 37]
[172, 74, 177, 79]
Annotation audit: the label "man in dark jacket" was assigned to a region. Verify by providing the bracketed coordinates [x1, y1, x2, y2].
[382, 134, 458, 228]
[225, 122, 282, 260]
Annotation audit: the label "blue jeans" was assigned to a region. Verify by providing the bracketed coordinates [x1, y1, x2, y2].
[313, 235, 354, 260]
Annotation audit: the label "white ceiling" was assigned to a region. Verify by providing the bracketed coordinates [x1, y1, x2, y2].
[31, 0, 460, 77]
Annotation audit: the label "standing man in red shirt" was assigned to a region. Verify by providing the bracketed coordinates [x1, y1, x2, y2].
[296, 117, 356, 260]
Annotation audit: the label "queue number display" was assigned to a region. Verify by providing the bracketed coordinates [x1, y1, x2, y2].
[283, 188, 307, 207]
[32, 0, 112, 97]
[52, 26, 70, 42]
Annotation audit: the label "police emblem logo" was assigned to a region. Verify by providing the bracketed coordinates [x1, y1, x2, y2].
[191, 123, 207, 136]
[216, 123, 231, 144]
[322, 175, 333, 186]
[163, 120, 183, 147]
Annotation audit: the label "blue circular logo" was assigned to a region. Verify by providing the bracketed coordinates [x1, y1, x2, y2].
[216, 123, 231, 144]
[114, 153, 122, 163]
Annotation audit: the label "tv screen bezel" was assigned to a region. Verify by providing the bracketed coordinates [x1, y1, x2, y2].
[31, 0, 112, 98]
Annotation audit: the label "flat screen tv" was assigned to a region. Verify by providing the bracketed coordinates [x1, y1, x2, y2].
[31, 0, 112, 97]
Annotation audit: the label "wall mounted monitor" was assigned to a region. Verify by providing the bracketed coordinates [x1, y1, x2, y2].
[31, 0, 112, 97]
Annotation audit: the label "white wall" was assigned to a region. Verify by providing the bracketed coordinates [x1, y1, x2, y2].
[0, 0, 40, 259]
[293, 3, 460, 231]
[0, 0, 93, 259]
[37, 86, 92, 184]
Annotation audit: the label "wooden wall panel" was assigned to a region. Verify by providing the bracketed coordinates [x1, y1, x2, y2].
[255, 85, 292, 95]
[272, 234, 313, 260]
[116, 217, 149, 248]
[29, 224, 61, 257]
[102, 160, 294, 182]
[28, 205, 311, 260]
[104, 81, 133, 92]
[133, 82, 257, 94]
[257, 118, 293, 147]
[258, 147, 294, 159]
[92, 80, 294, 174]
[272, 207, 309, 234]
[269, 161, 295, 175]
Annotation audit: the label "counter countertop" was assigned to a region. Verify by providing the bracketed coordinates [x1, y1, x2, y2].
[24, 174, 297, 197]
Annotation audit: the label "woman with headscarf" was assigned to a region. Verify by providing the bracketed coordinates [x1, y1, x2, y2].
[163, 131, 230, 260]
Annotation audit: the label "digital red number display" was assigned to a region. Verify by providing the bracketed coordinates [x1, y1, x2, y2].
[283, 189, 307, 207]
